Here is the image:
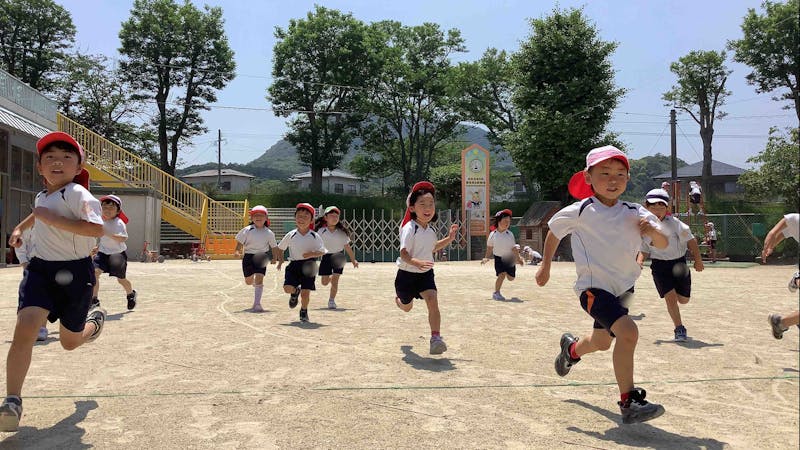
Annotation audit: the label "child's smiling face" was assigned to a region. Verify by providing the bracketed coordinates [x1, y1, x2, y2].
[38, 145, 82, 189]
[411, 193, 436, 225]
[585, 159, 629, 204]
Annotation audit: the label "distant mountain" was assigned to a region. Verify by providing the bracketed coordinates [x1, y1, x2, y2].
[177, 124, 518, 180]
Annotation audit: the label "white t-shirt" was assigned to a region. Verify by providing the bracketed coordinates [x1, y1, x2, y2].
[236, 225, 278, 254]
[278, 229, 326, 261]
[16, 228, 35, 264]
[641, 215, 693, 260]
[318, 227, 351, 254]
[782, 213, 799, 242]
[32, 183, 103, 261]
[548, 197, 662, 297]
[98, 217, 128, 254]
[690, 185, 702, 196]
[487, 229, 516, 258]
[706, 227, 717, 240]
[396, 220, 437, 273]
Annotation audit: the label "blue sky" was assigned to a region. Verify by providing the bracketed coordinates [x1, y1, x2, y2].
[59, 0, 796, 170]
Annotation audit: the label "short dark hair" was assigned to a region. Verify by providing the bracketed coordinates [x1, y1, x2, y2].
[39, 142, 81, 162]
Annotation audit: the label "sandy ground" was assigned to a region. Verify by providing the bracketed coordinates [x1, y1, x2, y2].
[0, 259, 797, 449]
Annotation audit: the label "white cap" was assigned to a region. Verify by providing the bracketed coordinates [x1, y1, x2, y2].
[645, 188, 670, 205]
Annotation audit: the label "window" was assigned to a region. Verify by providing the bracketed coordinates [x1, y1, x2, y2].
[22, 150, 34, 190]
[334, 183, 344, 193]
[526, 229, 532, 240]
[0, 130, 7, 173]
[10, 147, 22, 189]
[220, 181, 231, 191]
[347, 184, 357, 194]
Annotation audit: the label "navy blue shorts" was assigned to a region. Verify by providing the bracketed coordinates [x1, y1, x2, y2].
[318, 252, 346, 276]
[284, 259, 317, 290]
[242, 252, 270, 277]
[19, 257, 96, 333]
[494, 255, 516, 278]
[650, 257, 691, 298]
[94, 251, 128, 279]
[395, 269, 437, 304]
[579, 287, 634, 337]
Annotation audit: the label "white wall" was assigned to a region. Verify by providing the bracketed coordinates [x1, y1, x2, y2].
[92, 188, 161, 259]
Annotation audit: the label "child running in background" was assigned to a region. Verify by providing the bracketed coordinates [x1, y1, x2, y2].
[536, 146, 668, 425]
[395, 181, 458, 355]
[276, 203, 326, 323]
[704, 222, 718, 263]
[762, 213, 800, 339]
[92, 195, 137, 310]
[636, 188, 704, 342]
[481, 209, 523, 300]
[315, 206, 359, 310]
[15, 228, 48, 342]
[234, 205, 280, 312]
[1, 131, 106, 432]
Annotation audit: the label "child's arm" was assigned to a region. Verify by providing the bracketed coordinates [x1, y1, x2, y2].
[9, 213, 35, 247]
[343, 243, 359, 268]
[272, 246, 284, 269]
[234, 242, 243, 257]
[400, 248, 434, 271]
[302, 250, 326, 259]
[639, 218, 668, 249]
[33, 207, 104, 237]
[535, 231, 561, 286]
[687, 238, 704, 271]
[107, 233, 128, 243]
[761, 218, 788, 263]
[434, 224, 458, 252]
[636, 251, 649, 267]
[481, 246, 494, 265]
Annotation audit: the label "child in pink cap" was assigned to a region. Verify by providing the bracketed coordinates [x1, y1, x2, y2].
[537, 145, 669, 425]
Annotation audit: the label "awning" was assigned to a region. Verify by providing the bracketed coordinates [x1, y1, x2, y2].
[0, 107, 52, 138]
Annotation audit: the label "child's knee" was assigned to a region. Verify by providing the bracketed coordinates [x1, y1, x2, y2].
[60, 339, 81, 351]
[321, 277, 330, 286]
[506, 275, 515, 282]
[245, 277, 254, 286]
[677, 295, 690, 304]
[283, 285, 294, 293]
[595, 339, 612, 351]
[612, 318, 638, 344]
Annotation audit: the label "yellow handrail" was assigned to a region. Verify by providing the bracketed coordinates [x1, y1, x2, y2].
[57, 113, 246, 239]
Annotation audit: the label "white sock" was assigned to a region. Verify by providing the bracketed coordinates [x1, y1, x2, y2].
[254, 284, 263, 305]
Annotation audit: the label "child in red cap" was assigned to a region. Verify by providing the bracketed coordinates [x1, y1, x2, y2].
[276, 203, 326, 323]
[92, 194, 138, 311]
[395, 181, 458, 355]
[481, 209, 523, 301]
[235, 205, 281, 312]
[536, 145, 669, 425]
[2, 132, 106, 432]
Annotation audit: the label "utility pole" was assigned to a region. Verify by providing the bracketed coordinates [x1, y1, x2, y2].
[670, 109, 677, 180]
[217, 129, 222, 188]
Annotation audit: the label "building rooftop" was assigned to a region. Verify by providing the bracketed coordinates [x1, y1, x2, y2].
[289, 169, 360, 181]
[182, 169, 255, 178]
[653, 160, 745, 179]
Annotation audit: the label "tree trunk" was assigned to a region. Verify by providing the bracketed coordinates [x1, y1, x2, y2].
[700, 126, 714, 199]
[311, 165, 323, 193]
[156, 92, 169, 172]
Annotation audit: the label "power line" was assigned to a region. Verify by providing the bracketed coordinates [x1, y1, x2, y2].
[676, 123, 702, 161]
[645, 122, 670, 155]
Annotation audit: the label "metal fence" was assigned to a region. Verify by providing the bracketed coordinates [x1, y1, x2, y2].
[678, 213, 766, 261]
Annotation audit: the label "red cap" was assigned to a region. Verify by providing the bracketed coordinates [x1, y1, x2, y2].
[495, 209, 512, 217]
[99, 195, 129, 224]
[401, 181, 436, 228]
[249, 205, 270, 226]
[37, 131, 85, 163]
[296, 203, 316, 229]
[568, 171, 595, 200]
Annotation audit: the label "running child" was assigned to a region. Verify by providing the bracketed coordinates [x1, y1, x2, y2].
[535, 145, 668, 424]
[636, 188, 704, 342]
[15, 228, 48, 342]
[92, 195, 137, 310]
[394, 181, 458, 355]
[762, 213, 800, 339]
[276, 203, 326, 323]
[704, 222, 718, 263]
[234, 205, 281, 312]
[482, 209, 523, 300]
[1, 131, 106, 432]
[315, 206, 359, 310]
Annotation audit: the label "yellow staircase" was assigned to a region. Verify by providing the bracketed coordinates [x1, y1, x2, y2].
[58, 113, 247, 259]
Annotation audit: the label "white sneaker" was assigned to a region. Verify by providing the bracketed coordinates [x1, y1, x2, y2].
[85, 306, 106, 343]
[328, 299, 337, 310]
[430, 335, 447, 355]
[492, 291, 506, 301]
[0, 397, 22, 432]
[36, 327, 48, 342]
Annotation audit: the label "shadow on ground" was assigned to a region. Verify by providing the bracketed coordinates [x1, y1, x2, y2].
[1, 400, 98, 449]
[400, 345, 455, 372]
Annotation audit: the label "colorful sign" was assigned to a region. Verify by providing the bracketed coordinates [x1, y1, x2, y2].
[461, 144, 490, 236]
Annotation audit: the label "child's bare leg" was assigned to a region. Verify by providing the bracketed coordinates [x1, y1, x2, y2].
[329, 274, 340, 299]
[283, 285, 296, 294]
[321, 275, 331, 286]
[117, 277, 133, 295]
[300, 290, 311, 310]
[574, 328, 613, 357]
[6, 307, 49, 396]
[610, 316, 638, 394]
[244, 275, 254, 286]
[395, 297, 413, 312]
[663, 290, 683, 327]
[421, 290, 440, 333]
[59, 318, 100, 351]
[92, 269, 103, 298]
[781, 310, 800, 328]
[495, 273, 506, 292]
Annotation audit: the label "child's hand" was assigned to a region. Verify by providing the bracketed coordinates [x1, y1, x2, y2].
[8, 229, 23, 248]
[352, 260, 359, 268]
[33, 206, 57, 225]
[276, 261, 283, 271]
[517, 257, 524, 266]
[448, 224, 458, 240]
[694, 260, 704, 272]
[413, 258, 434, 271]
[535, 266, 550, 286]
[91, 246, 99, 257]
[234, 250, 241, 258]
[638, 218, 656, 237]
[481, 258, 489, 265]
[302, 251, 316, 259]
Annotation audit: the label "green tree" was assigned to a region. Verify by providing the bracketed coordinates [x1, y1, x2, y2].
[118, 0, 235, 175]
[509, 7, 625, 201]
[738, 127, 800, 211]
[429, 163, 461, 210]
[663, 50, 732, 190]
[623, 153, 689, 202]
[360, 21, 466, 191]
[52, 53, 158, 164]
[268, 6, 378, 193]
[728, 0, 800, 123]
[0, 0, 75, 90]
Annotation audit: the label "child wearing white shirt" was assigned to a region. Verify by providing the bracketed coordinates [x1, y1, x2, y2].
[481, 209, 522, 300]
[235, 205, 281, 312]
[92, 195, 137, 310]
[277, 203, 326, 323]
[762, 213, 800, 339]
[315, 206, 358, 310]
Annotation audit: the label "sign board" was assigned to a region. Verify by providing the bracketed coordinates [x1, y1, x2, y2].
[461, 144, 490, 236]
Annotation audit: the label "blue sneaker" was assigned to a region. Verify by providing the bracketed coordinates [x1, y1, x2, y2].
[674, 325, 687, 342]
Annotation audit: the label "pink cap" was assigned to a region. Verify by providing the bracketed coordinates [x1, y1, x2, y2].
[585, 145, 629, 171]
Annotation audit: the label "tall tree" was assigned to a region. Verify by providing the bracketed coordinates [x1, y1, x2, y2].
[663, 50, 732, 190]
[728, 0, 800, 124]
[738, 127, 799, 211]
[118, 0, 235, 175]
[510, 7, 625, 201]
[52, 53, 158, 164]
[0, 0, 75, 91]
[360, 21, 466, 191]
[268, 6, 378, 193]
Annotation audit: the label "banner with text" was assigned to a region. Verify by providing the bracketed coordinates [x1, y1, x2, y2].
[461, 144, 490, 236]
